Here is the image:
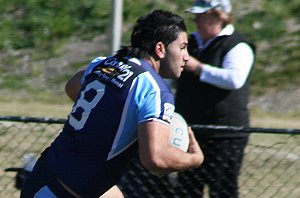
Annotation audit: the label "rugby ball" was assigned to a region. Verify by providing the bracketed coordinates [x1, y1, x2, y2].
[169, 112, 190, 152]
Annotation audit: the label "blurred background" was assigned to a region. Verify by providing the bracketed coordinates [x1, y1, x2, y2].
[0, 0, 300, 126]
[0, 1, 299, 197]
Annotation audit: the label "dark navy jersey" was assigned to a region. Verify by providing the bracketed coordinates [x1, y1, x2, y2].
[46, 56, 175, 197]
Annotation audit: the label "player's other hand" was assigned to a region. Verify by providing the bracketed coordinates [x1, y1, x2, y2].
[187, 127, 204, 167]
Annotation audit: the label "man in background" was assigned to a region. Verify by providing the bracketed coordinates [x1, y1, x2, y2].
[175, 0, 255, 197]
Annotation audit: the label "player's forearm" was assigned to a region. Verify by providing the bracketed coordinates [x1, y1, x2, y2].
[138, 120, 204, 176]
[140, 142, 203, 176]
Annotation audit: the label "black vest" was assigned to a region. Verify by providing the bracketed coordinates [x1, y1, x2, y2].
[176, 31, 255, 128]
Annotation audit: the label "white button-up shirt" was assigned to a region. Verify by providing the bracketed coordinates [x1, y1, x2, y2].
[194, 24, 254, 90]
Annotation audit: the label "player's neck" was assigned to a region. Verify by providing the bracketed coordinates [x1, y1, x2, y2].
[145, 57, 160, 73]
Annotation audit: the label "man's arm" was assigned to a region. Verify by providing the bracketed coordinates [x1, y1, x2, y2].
[65, 69, 85, 102]
[185, 43, 254, 90]
[138, 121, 203, 176]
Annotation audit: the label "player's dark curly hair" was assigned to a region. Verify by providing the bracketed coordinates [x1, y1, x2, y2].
[116, 9, 187, 60]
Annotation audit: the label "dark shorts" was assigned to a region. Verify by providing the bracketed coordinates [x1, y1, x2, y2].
[20, 151, 77, 198]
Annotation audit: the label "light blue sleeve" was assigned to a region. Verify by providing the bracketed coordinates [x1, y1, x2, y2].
[133, 72, 174, 124]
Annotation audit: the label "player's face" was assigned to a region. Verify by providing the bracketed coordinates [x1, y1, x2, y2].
[160, 32, 189, 79]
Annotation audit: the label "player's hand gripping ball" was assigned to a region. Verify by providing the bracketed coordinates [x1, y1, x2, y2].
[169, 112, 190, 152]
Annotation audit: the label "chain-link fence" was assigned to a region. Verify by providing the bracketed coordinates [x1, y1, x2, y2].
[0, 116, 299, 198]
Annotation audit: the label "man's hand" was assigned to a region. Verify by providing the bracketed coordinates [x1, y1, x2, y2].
[187, 127, 204, 168]
[185, 56, 204, 76]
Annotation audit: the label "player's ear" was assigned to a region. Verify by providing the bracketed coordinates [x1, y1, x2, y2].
[154, 42, 166, 59]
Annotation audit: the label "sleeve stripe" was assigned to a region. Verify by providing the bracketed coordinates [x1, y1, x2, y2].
[144, 72, 161, 117]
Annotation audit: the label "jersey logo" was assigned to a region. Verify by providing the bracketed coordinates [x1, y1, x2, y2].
[89, 57, 134, 88]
